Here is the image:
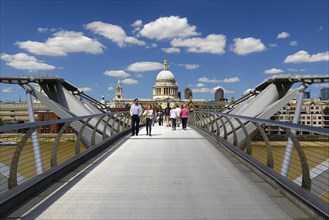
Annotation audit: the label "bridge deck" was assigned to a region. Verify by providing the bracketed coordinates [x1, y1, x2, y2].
[10, 124, 309, 219]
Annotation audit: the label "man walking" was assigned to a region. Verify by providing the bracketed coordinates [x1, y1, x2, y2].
[129, 98, 142, 136]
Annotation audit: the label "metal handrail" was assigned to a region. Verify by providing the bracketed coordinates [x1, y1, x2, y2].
[189, 110, 329, 219]
[0, 111, 140, 217]
[0, 112, 131, 190]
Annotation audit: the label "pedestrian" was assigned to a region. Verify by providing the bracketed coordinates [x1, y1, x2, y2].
[129, 98, 142, 136]
[164, 103, 171, 127]
[142, 104, 154, 136]
[170, 105, 178, 131]
[176, 104, 181, 127]
[180, 105, 189, 130]
[152, 103, 160, 126]
[158, 110, 164, 126]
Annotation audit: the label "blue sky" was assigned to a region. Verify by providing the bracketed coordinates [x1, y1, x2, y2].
[1, 0, 328, 102]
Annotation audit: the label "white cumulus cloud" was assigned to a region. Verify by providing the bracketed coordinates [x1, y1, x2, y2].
[178, 63, 199, 70]
[16, 31, 105, 56]
[171, 34, 226, 54]
[85, 21, 145, 47]
[131, 20, 143, 33]
[104, 70, 130, 78]
[126, 61, 163, 72]
[264, 68, 284, 74]
[284, 50, 329, 63]
[122, 78, 138, 84]
[198, 76, 239, 83]
[1, 53, 56, 71]
[139, 16, 200, 40]
[161, 47, 180, 53]
[277, 32, 290, 39]
[37, 27, 48, 33]
[222, 77, 240, 83]
[198, 77, 220, 83]
[231, 37, 266, 55]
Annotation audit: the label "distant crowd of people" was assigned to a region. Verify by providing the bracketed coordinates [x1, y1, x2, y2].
[129, 98, 189, 136]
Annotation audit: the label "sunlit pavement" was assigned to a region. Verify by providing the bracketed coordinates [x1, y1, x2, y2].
[16, 123, 309, 219]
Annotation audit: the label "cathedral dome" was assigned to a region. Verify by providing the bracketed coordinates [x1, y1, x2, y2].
[155, 58, 176, 82]
[156, 70, 175, 81]
[153, 58, 179, 101]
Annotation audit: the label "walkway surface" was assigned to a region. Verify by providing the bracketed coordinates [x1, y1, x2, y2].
[9, 124, 310, 219]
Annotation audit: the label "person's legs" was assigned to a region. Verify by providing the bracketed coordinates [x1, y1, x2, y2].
[146, 118, 149, 135]
[182, 118, 187, 129]
[176, 117, 180, 127]
[135, 116, 140, 135]
[185, 118, 187, 129]
[148, 118, 152, 136]
[171, 118, 176, 130]
[131, 116, 136, 135]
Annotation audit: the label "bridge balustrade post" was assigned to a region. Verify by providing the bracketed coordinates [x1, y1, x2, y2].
[102, 115, 112, 139]
[51, 123, 70, 167]
[92, 115, 106, 146]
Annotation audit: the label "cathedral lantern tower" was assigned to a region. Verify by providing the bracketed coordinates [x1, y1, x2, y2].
[113, 80, 123, 101]
[152, 58, 179, 101]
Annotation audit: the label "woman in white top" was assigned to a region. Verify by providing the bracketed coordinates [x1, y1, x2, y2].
[142, 104, 154, 136]
[169, 105, 178, 131]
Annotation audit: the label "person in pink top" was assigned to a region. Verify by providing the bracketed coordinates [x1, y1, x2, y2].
[180, 105, 189, 130]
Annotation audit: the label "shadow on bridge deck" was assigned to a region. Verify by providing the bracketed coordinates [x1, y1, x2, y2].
[8, 124, 310, 219]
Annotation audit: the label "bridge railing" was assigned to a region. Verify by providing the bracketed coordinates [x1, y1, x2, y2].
[0, 111, 135, 217]
[190, 110, 329, 219]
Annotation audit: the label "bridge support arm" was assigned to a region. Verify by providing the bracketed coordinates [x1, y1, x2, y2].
[26, 91, 44, 175]
[280, 83, 308, 177]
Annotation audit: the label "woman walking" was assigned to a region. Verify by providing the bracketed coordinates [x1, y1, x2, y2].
[180, 105, 189, 130]
[170, 105, 178, 131]
[142, 104, 154, 136]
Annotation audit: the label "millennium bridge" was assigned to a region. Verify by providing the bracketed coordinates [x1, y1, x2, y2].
[0, 75, 328, 219]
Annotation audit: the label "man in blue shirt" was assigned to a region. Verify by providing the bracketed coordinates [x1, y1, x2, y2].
[129, 98, 142, 136]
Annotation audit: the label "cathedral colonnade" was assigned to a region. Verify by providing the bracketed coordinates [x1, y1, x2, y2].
[153, 86, 178, 96]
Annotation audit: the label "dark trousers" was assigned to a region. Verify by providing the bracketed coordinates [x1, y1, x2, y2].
[158, 117, 163, 126]
[171, 118, 176, 130]
[146, 118, 152, 134]
[181, 118, 188, 129]
[131, 115, 140, 135]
